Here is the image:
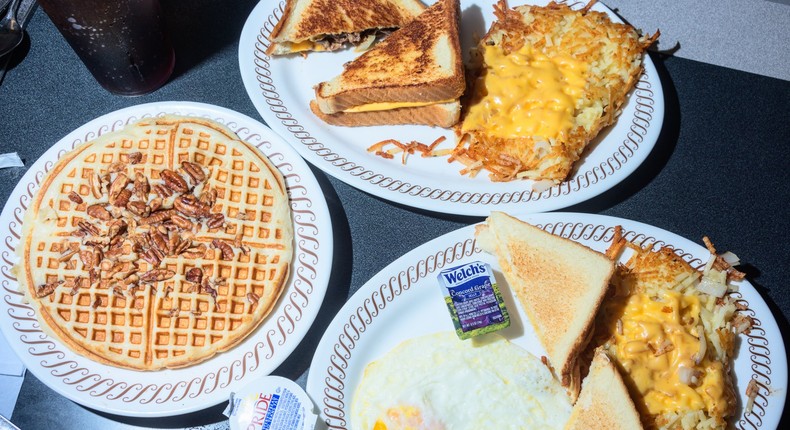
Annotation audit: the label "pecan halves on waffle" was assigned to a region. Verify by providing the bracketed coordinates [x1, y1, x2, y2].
[126, 152, 143, 164]
[77, 221, 100, 237]
[36, 280, 63, 297]
[182, 243, 207, 259]
[67, 276, 83, 296]
[86, 204, 112, 221]
[67, 191, 83, 204]
[108, 173, 131, 206]
[181, 161, 206, 184]
[206, 213, 225, 229]
[89, 172, 104, 199]
[247, 292, 260, 305]
[160, 169, 189, 193]
[140, 269, 176, 283]
[126, 201, 149, 217]
[211, 239, 234, 260]
[140, 209, 176, 225]
[174, 195, 211, 218]
[133, 172, 150, 201]
[185, 267, 203, 284]
[170, 214, 194, 230]
[141, 248, 162, 267]
[198, 188, 217, 207]
[153, 184, 174, 198]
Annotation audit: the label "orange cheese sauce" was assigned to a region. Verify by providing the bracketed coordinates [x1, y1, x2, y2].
[604, 290, 728, 418]
[462, 43, 586, 140]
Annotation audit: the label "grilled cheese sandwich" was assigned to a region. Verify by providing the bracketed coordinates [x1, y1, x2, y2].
[266, 0, 426, 56]
[310, 0, 465, 127]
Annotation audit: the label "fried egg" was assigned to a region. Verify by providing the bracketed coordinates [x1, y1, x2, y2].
[350, 331, 571, 430]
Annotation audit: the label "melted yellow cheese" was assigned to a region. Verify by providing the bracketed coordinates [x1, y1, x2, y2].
[607, 290, 727, 417]
[284, 40, 325, 53]
[343, 100, 453, 113]
[462, 44, 586, 139]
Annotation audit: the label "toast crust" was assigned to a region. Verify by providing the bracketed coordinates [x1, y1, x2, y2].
[309, 99, 460, 127]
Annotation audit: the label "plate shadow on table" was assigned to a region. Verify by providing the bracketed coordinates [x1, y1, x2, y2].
[564, 52, 680, 215]
[161, 0, 259, 81]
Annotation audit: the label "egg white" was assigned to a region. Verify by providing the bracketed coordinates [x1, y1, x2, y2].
[350, 331, 572, 430]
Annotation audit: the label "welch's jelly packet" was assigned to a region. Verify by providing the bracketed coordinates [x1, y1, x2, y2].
[437, 261, 510, 340]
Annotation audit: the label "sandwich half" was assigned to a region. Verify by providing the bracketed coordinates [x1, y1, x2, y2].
[475, 211, 615, 399]
[565, 349, 644, 430]
[266, 0, 426, 55]
[309, 0, 465, 127]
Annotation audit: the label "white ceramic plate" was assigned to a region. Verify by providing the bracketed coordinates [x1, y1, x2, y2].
[0, 102, 333, 417]
[239, 0, 664, 216]
[306, 212, 787, 430]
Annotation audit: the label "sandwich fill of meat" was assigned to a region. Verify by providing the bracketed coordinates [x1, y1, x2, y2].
[310, 0, 465, 128]
[454, 0, 657, 182]
[590, 227, 751, 429]
[266, 0, 426, 55]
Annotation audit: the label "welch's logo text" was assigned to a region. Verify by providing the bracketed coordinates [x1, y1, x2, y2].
[441, 262, 487, 287]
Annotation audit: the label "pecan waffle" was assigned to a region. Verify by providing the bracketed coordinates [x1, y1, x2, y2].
[15, 115, 293, 370]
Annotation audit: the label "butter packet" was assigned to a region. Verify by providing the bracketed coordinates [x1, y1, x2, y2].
[437, 261, 510, 339]
[224, 375, 318, 430]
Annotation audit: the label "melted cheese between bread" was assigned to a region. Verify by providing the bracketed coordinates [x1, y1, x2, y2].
[343, 99, 455, 113]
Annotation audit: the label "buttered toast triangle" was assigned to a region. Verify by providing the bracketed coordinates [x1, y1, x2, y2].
[565, 349, 644, 430]
[475, 211, 614, 399]
[16, 116, 293, 371]
[310, 0, 465, 127]
[266, 0, 426, 55]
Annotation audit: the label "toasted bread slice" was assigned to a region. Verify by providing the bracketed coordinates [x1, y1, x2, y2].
[312, 0, 464, 127]
[309, 99, 460, 127]
[266, 0, 426, 55]
[455, 0, 657, 182]
[475, 211, 614, 399]
[565, 349, 644, 430]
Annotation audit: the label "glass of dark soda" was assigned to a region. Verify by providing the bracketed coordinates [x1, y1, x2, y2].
[38, 0, 175, 96]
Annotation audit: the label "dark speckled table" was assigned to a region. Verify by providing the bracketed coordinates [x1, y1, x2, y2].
[0, 1, 788, 429]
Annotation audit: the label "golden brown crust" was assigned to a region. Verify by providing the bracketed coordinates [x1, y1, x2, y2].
[309, 99, 460, 127]
[266, 0, 426, 55]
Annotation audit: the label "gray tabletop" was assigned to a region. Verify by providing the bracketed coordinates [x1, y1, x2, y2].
[1, 1, 788, 429]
